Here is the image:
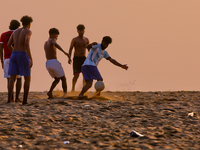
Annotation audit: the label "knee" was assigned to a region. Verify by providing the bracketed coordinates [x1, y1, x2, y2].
[87, 81, 92, 88]
[17, 78, 22, 82]
[60, 76, 67, 85]
[24, 76, 31, 82]
[54, 78, 60, 83]
[60, 76, 66, 82]
[73, 74, 79, 79]
[10, 75, 17, 82]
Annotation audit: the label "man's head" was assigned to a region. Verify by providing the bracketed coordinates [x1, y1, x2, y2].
[101, 36, 112, 50]
[49, 28, 60, 39]
[9, 20, 20, 30]
[20, 15, 33, 28]
[77, 24, 85, 37]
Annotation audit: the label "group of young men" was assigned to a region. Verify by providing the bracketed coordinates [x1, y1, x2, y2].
[0, 15, 128, 105]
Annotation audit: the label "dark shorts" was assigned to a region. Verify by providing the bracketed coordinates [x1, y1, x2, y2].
[81, 65, 103, 83]
[8, 51, 31, 76]
[73, 56, 86, 75]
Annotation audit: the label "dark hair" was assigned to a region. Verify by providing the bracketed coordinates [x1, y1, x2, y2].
[77, 24, 85, 30]
[20, 15, 33, 26]
[9, 20, 20, 30]
[49, 28, 60, 36]
[102, 36, 112, 44]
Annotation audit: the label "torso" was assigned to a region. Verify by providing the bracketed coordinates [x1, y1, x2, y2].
[44, 38, 57, 60]
[12, 28, 31, 52]
[73, 36, 89, 57]
[83, 44, 110, 66]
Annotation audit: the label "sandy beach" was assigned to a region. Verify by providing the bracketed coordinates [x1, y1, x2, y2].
[0, 91, 200, 150]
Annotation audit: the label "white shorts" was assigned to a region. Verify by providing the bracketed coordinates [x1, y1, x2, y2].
[46, 59, 65, 78]
[4, 59, 20, 78]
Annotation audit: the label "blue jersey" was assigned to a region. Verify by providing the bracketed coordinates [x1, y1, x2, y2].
[83, 43, 110, 66]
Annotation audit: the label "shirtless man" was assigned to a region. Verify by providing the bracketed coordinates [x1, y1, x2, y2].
[68, 24, 89, 92]
[44, 28, 70, 99]
[7, 15, 33, 105]
[0, 20, 21, 102]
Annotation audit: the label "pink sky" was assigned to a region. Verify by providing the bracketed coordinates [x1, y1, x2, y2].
[0, 0, 200, 92]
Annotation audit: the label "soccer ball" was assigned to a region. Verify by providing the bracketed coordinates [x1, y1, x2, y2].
[94, 81, 105, 91]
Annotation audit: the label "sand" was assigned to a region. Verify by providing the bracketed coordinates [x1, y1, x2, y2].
[0, 91, 200, 150]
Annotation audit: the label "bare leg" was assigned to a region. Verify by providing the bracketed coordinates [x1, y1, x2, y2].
[61, 76, 67, 93]
[7, 78, 14, 101]
[95, 91, 101, 96]
[7, 78, 10, 92]
[79, 80, 92, 97]
[8, 75, 17, 103]
[47, 77, 60, 99]
[60, 76, 67, 96]
[15, 77, 22, 102]
[23, 76, 31, 105]
[82, 74, 86, 87]
[72, 74, 79, 92]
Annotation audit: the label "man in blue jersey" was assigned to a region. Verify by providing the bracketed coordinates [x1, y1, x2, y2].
[79, 36, 128, 97]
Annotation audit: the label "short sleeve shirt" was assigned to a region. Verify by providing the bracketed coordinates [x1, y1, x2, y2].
[83, 43, 110, 66]
[0, 30, 13, 59]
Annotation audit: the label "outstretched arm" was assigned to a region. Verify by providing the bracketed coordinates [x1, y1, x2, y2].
[107, 57, 128, 70]
[0, 43, 3, 69]
[52, 39, 70, 60]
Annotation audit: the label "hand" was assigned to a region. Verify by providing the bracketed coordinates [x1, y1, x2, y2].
[121, 64, 128, 70]
[29, 59, 33, 68]
[68, 59, 72, 64]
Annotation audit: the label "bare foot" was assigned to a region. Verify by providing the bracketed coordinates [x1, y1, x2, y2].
[78, 94, 87, 99]
[94, 91, 101, 97]
[22, 99, 28, 105]
[47, 92, 53, 99]
[22, 102, 28, 105]
[62, 93, 68, 98]
[7, 99, 15, 103]
[15, 99, 22, 102]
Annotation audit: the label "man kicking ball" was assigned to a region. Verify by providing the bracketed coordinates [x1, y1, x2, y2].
[79, 36, 128, 97]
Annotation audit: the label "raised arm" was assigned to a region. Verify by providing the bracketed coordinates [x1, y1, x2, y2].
[0, 43, 3, 69]
[107, 57, 128, 70]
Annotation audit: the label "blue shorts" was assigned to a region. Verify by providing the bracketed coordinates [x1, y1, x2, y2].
[8, 51, 31, 76]
[82, 65, 102, 82]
